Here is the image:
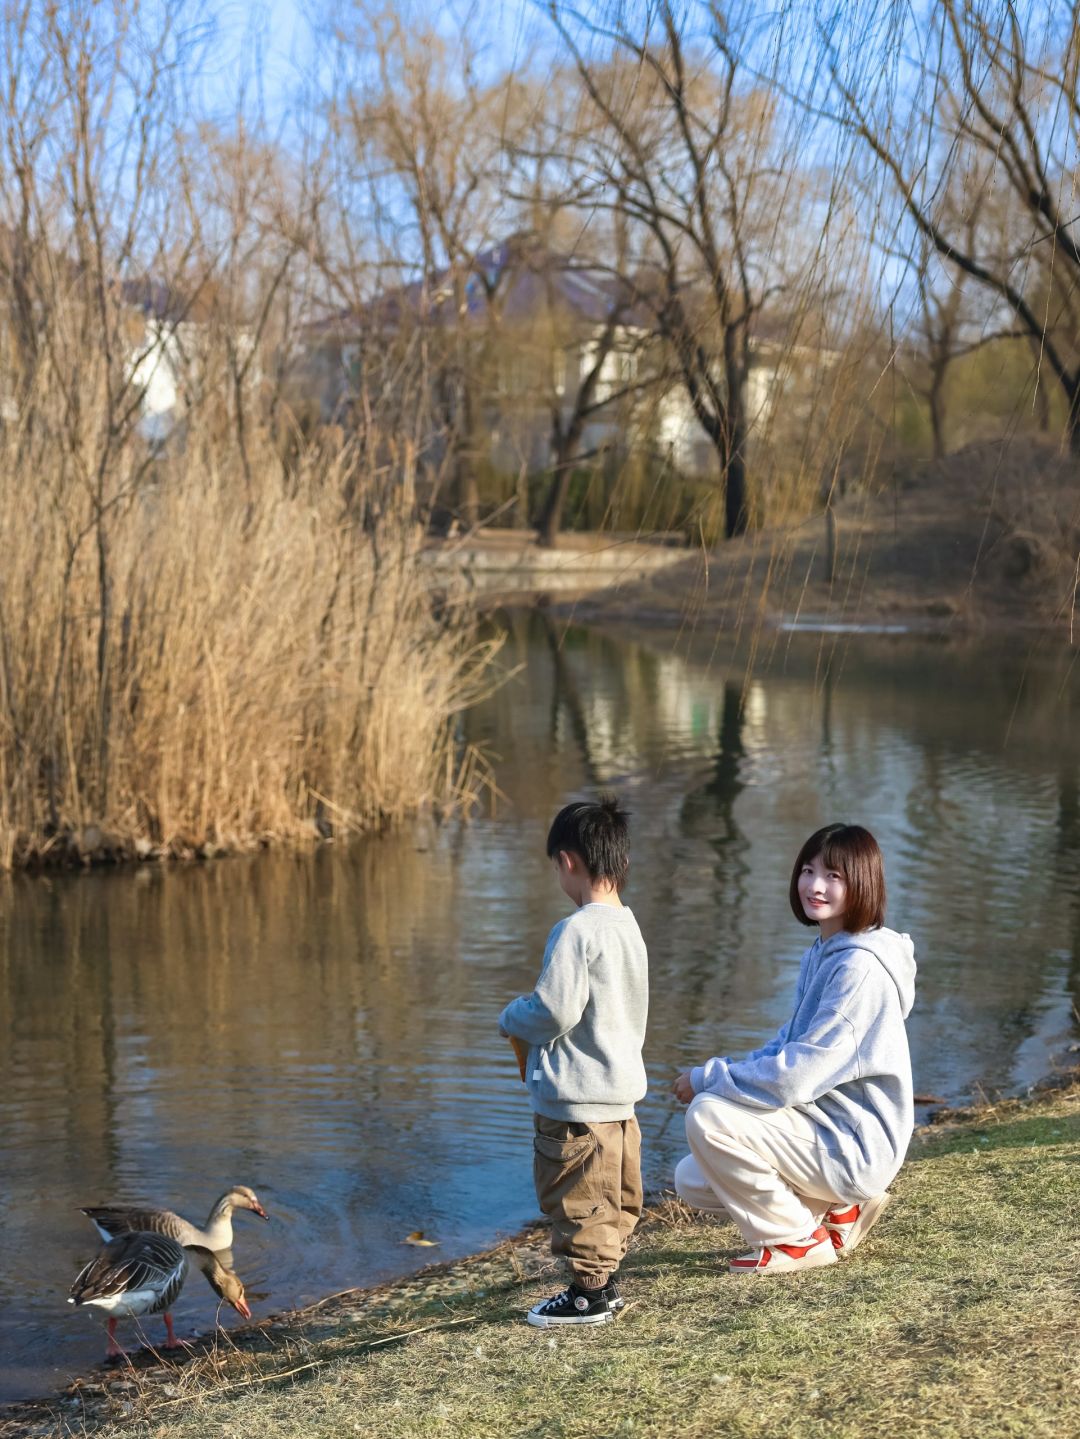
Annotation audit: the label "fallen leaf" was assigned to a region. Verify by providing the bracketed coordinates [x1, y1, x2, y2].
[402, 1231, 439, 1247]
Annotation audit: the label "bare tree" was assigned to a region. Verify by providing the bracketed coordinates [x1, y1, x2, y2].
[183, 125, 324, 494]
[830, 0, 1080, 452]
[546, 1, 809, 538]
[900, 181, 1009, 458]
[536, 289, 628, 546]
[329, 6, 528, 526]
[527, 240, 661, 547]
[912, 249, 970, 460]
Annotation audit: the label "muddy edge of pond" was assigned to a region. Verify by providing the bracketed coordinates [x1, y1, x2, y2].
[4, 1057, 1078, 1438]
[537, 584, 1069, 639]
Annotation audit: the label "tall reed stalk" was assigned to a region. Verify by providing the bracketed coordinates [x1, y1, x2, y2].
[0, 419, 492, 869]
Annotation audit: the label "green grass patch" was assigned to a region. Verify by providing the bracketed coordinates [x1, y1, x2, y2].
[6, 1086, 1079, 1439]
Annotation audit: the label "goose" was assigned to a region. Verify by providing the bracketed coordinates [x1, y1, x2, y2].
[68, 1230, 251, 1359]
[81, 1185, 268, 1251]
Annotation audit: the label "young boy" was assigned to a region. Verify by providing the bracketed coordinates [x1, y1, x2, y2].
[499, 795, 649, 1326]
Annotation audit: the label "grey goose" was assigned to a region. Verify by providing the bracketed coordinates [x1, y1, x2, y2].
[80, 1185, 268, 1251]
[68, 1230, 250, 1358]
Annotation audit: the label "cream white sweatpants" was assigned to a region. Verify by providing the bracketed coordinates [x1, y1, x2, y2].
[674, 1092, 851, 1247]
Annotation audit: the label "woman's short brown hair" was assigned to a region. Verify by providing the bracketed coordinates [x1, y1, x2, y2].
[789, 824, 886, 933]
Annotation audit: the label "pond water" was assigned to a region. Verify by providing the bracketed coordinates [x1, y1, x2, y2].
[1, 612, 1078, 1403]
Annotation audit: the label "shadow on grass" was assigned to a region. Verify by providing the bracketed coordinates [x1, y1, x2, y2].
[152, 1292, 534, 1413]
[622, 1248, 733, 1281]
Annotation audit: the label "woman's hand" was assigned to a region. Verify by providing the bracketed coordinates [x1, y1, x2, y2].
[672, 1070, 695, 1105]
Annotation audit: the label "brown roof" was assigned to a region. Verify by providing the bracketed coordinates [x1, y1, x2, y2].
[309, 234, 657, 337]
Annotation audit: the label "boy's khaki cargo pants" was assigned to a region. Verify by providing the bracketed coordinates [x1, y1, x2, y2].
[533, 1114, 643, 1287]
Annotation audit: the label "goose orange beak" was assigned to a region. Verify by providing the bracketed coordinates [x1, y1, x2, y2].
[252, 1202, 269, 1219]
[234, 1297, 252, 1319]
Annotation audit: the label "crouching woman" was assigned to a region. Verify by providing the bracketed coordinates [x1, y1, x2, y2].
[673, 824, 916, 1275]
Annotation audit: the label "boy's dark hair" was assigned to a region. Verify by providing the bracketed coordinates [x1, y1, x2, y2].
[789, 823, 886, 932]
[546, 794, 630, 890]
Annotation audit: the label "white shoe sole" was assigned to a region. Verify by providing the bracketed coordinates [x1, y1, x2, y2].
[526, 1309, 613, 1327]
[729, 1243, 838, 1277]
[828, 1192, 892, 1257]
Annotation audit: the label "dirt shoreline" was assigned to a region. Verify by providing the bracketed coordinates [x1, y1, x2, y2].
[448, 438, 1080, 643]
[0, 1223, 558, 1438]
[5, 1059, 1077, 1438]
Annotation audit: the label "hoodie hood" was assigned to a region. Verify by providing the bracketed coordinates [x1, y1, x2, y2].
[827, 926, 916, 1019]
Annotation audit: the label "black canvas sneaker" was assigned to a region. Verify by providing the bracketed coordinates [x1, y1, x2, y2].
[602, 1278, 625, 1312]
[526, 1282, 614, 1327]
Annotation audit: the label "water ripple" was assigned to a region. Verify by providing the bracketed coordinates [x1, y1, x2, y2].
[1, 621, 1078, 1402]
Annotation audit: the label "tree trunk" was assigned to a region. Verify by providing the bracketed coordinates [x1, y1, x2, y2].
[536, 453, 574, 548]
[95, 517, 112, 818]
[235, 388, 252, 492]
[724, 445, 748, 539]
[928, 361, 948, 459]
[1065, 377, 1080, 455]
[455, 379, 480, 527]
[824, 501, 837, 587]
[537, 388, 594, 547]
[722, 329, 749, 539]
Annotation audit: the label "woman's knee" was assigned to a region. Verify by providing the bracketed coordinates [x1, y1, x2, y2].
[674, 1152, 723, 1211]
[673, 1152, 697, 1199]
[685, 1094, 748, 1148]
[685, 1094, 723, 1146]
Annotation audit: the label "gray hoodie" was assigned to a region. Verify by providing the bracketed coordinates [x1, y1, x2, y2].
[690, 927, 916, 1200]
[499, 903, 648, 1123]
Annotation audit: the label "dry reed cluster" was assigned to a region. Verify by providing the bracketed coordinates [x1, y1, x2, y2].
[0, 423, 491, 870]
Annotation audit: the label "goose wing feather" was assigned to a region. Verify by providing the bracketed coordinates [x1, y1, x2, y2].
[80, 1206, 190, 1243]
[70, 1232, 187, 1310]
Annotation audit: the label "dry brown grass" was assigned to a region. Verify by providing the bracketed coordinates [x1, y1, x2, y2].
[0, 422, 496, 869]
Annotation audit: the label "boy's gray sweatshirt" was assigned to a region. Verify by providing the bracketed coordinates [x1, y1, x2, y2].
[690, 927, 916, 1200]
[499, 903, 648, 1123]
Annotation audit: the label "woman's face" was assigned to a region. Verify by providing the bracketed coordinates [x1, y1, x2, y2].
[797, 852, 848, 938]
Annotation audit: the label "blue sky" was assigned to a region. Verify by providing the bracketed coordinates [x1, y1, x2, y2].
[202, 0, 551, 127]
[195, 1, 316, 124]
[174, 0, 1067, 336]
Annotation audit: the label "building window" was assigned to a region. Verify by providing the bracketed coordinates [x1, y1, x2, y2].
[553, 350, 567, 396]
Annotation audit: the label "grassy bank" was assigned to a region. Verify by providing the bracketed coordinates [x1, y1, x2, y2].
[7, 1079, 1077, 1439]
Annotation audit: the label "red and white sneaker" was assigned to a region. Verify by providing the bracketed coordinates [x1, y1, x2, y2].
[823, 1193, 892, 1256]
[728, 1226, 837, 1276]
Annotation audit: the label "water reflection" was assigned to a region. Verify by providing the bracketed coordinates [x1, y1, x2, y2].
[1, 613, 1077, 1402]
[1055, 766, 1080, 1005]
[470, 612, 1080, 1107]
